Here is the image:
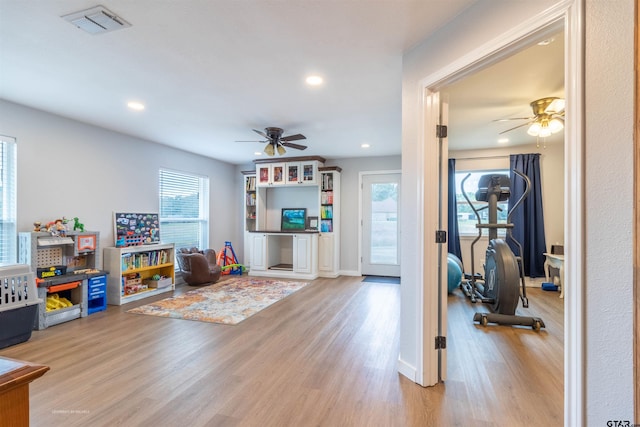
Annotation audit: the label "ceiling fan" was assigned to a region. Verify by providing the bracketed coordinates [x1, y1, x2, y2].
[237, 127, 307, 156]
[497, 97, 565, 137]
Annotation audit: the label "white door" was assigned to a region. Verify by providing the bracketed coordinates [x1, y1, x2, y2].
[361, 173, 401, 277]
[420, 91, 449, 385]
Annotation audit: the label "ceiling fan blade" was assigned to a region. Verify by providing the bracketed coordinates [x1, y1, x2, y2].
[252, 129, 269, 139]
[235, 140, 267, 143]
[492, 117, 533, 122]
[499, 121, 534, 134]
[282, 142, 307, 150]
[281, 133, 306, 142]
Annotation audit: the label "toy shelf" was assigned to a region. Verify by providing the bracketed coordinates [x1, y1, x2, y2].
[104, 243, 175, 306]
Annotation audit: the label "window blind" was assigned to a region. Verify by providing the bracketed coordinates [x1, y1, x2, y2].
[159, 169, 209, 251]
[0, 135, 17, 265]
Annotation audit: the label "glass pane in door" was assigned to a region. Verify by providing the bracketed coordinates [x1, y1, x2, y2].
[369, 183, 398, 264]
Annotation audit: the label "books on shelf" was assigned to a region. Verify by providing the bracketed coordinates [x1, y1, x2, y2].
[321, 205, 333, 220]
[321, 190, 333, 205]
[320, 219, 333, 232]
[121, 249, 169, 271]
[245, 176, 256, 191]
[246, 192, 256, 206]
[322, 173, 333, 190]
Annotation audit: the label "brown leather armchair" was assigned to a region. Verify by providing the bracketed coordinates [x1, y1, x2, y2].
[176, 248, 222, 286]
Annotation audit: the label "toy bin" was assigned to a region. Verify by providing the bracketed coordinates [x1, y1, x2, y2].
[0, 264, 42, 349]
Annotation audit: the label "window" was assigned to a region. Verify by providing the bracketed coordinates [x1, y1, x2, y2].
[455, 170, 509, 236]
[159, 169, 209, 251]
[0, 136, 17, 265]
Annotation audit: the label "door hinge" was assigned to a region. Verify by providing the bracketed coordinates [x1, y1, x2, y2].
[435, 336, 446, 349]
[436, 124, 448, 139]
[435, 230, 447, 243]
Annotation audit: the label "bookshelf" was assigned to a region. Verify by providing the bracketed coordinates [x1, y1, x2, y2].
[318, 167, 341, 277]
[104, 243, 175, 305]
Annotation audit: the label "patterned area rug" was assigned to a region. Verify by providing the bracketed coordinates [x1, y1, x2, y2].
[127, 276, 309, 325]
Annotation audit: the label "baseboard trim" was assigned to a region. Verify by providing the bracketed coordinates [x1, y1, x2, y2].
[339, 269, 360, 277]
[397, 357, 416, 382]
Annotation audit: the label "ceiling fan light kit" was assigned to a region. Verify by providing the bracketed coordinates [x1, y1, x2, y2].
[498, 96, 565, 143]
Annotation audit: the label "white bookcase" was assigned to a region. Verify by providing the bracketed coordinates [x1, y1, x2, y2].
[318, 167, 341, 277]
[104, 243, 175, 305]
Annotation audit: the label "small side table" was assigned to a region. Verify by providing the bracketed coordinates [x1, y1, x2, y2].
[543, 253, 565, 298]
[0, 357, 49, 426]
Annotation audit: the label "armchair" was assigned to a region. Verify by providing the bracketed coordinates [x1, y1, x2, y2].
[176, 248, 222, 286]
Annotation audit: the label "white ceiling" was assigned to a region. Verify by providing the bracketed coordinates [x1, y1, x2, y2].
[0, 1, 563, 165]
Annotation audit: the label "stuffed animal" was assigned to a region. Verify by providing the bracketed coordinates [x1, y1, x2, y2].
[73, 217, 85, 232]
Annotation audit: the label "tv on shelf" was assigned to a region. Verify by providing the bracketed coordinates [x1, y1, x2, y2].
[281, 208, 307, 231]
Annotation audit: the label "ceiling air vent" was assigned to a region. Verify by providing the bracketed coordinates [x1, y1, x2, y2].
[62, 5, 131, 35]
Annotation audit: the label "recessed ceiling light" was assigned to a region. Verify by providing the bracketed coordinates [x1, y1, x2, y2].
[254, 152, 262, 156]
[305, 75, 323, 86]
[361, 143, 370, 148]
[127, 101, 145, 111]
[498, 138, 509, 144]
[538, 37, 555, 46]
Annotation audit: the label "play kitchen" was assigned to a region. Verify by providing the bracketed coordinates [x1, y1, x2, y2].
[18, 230, 107, 329]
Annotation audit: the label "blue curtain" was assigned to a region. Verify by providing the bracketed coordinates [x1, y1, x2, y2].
[447, 159, 462, 260]
[508, 153, 547, 277]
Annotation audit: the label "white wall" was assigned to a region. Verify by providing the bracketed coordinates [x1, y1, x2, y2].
[0, 99, 240, 263]
[585, 0, 635, 424]
[450, 142, 565, 277]
[403, 0, 635, 423]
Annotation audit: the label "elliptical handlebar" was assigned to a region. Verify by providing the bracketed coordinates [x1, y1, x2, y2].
[507, 169, 530, 223]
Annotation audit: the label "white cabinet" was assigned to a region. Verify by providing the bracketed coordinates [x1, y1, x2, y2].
[293, 233, 316, 274]
[250, 233, 267, 271]
[248, 232, 318, 279]
[318, 233, 335, 274]
[104, 243, 175, 305]
[318, 168, 341, 277]
[257, 159, 319, 186]
[256, 163, 285, 186]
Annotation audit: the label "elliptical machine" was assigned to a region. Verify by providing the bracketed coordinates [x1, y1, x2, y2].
[459, 170, 545, 331]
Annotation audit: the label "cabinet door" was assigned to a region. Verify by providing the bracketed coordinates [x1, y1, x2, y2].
[257, 165, 271, 186]
[293, 234, 311, 273]
[251, 234, 267, 271]
[318, 233, 334, 272]
[271, 163, 286, 185]
[286, 163, 301, 184]
[301, 161, 317, 184]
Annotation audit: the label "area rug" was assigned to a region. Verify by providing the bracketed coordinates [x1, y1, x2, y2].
[127, 277, 309, 325]
[361, 275, 401, 284]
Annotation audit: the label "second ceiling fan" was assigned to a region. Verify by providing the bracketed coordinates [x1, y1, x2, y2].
[239, 127, 307, 156]
[497, 96, 565, 137]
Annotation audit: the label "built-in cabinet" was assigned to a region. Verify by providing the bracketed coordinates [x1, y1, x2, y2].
[104, 243, 175, 305]
[244, 156, 341, 279]
[318, 167, 341, 277]
[256, 159, 318, 186]
[242, 171, 257, 267]
[249, 232, 318, 280]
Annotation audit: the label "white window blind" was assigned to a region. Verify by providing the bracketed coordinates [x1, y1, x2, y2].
[0, 135, 17, 265]
[159, 169, 209, 251]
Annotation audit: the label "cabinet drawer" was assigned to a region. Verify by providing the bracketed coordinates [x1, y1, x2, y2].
[89, 289, 105, 300]
[88, 275, 107, 290]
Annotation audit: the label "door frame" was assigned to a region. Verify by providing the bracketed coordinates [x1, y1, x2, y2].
[415, 1, 583, 425]
[358, 170, 402, 276]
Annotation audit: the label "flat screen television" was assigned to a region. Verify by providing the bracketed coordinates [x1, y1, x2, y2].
[281, 208, 307, 231]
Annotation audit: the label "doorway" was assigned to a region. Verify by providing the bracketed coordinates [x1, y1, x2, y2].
[360, 172, 401, 277]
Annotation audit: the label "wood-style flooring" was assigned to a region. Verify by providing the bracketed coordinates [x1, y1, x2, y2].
[0, 275, 563, 427]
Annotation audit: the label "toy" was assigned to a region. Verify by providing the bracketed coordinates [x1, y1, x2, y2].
[216, 241, 245, 275]
[55, 218, 66, 237]
[33, 221, 41, 231]
[73, 217, 85, 232]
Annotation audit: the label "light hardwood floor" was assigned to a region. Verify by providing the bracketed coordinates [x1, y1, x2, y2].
[0, 275, 563, 427]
